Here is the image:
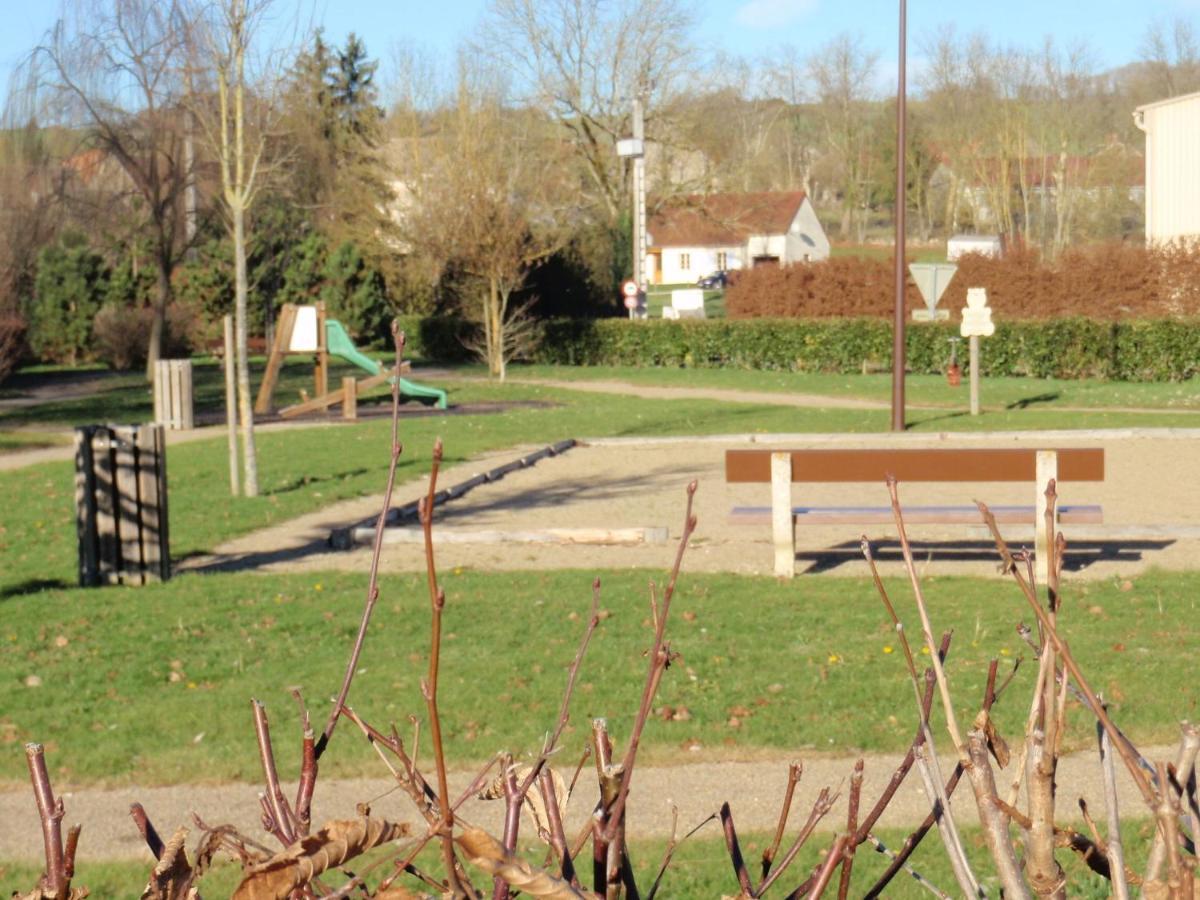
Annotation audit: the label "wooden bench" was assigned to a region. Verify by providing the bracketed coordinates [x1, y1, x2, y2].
[725, 448, 1105, 578]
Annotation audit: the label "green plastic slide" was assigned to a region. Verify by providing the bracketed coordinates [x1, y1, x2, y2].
[324, 319, 448, 409]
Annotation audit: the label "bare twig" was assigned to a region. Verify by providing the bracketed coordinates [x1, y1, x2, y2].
[863, 834, 952, 899]
[719, 802, 753, 898]
[130, 802, 164, 860]
[317, 325, 408, 760]
[602, 483, 698, 845]
[25, 742, 67, 896]
[755, 787, 837, 896]
[252, 699, 296, 844]
[835, 759, 864, 900]
[761, 762, 802, 881]
[978, 499, 1160, 812]
[646, 809, 717, 900]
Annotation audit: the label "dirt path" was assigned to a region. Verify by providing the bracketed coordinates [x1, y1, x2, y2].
[0, 744, 1176, 860]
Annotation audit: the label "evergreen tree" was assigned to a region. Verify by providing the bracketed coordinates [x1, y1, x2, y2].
[331, 33, 382, 143]
[320, 241, 388, 341]
[26, 238, 108, 365]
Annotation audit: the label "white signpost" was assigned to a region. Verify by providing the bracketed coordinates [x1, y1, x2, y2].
[908, 263, 957, 321]
[960, 287, 994, 415]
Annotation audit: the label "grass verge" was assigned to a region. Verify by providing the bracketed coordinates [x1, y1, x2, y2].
[1, 568, 1195, 786]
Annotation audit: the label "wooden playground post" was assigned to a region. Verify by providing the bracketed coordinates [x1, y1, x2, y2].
[342, 376, 358, 420]
[314, 302, 329, 415]
[254, 303, 298, 415]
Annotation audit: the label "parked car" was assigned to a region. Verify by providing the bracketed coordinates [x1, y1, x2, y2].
[696, 270, 729, 288]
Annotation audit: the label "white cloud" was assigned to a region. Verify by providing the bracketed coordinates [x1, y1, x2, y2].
[734, 0, 819, 29]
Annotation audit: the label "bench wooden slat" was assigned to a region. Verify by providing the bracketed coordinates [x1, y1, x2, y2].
[725, 448, 1105, 484]
[729, 504, 1104, 526]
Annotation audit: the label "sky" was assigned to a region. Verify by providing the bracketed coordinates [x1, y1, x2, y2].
[2, 0, 1198, 97]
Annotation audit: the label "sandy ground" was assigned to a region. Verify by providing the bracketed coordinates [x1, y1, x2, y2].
[185, 428, 1200, 582]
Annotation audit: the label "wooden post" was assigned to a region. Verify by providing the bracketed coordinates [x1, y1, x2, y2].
[135, 426, 169, 582]
[153, 362, 166, 425]
[224, 315, 240, 496]
[969, 335, 981, 416]
[254, 303, 296, 414]
[113, 429, 143, 585]
[314, 301, 329, 416]
[178, 362, 193, 430]
[92, 431, 118, 585]
[342, 376, 358, 420]
[1035, 450, 1058, 590]
[771, 451, 795, 578]
[74, 428, 99, 587]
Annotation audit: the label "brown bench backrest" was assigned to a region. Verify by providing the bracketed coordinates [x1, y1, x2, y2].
[725, 448, 1105, 483]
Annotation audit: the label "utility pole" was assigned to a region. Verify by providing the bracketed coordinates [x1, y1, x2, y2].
[617, 95, 649, 318]
[632, 95, 647, 314]
[891, 0, 908, 432]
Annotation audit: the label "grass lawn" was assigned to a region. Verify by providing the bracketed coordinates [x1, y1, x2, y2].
[506, 363, 1200, 412]
[1, 567, 1196, 786]
[0, 820, 1158, 897]
[0, 356, 406, 430]
[643, 286, 727, 318]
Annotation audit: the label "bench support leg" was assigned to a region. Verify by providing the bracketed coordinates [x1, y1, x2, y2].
[771, 452, 795, 578]
[1035, 450, 1058, 589]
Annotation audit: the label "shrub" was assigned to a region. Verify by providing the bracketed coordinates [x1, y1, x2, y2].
[0, 314, 26, 384]
[92, 304, 152, 370]
[726, 242, 1200, 321]
[92, 303, 198, 370]
[526, 317, 1200, 381]
[26, 241, 108, 364]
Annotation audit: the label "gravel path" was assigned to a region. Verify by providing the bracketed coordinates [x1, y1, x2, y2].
[0, 744, 1177, 860]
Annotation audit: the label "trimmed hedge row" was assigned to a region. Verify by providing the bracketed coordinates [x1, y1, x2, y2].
[397, 315, 1200, 382]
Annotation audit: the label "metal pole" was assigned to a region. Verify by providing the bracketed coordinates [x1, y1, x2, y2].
[890, 0, 907, 432]
[632, 96, 647, 317]
[969, 335, 981, 416]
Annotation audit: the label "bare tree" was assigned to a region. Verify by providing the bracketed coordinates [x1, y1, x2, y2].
[479, 0, 694, 225]
[399, 59, 571, 380]
[37, 0, 195, 379]
[807, 33, 881, 242]
[189, 0, 296, 496]
[1139, 17, 1200, 99]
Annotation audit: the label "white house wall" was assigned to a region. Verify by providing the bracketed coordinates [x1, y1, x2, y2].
[789, 198, 831, 261]
[1137, 92, 1200, 243]
[658, 245, 744, 283]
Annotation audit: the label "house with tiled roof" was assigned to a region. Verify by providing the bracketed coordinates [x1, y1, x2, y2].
[645, 191, 829, 284]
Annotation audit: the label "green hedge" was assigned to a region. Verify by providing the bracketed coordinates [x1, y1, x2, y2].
[395, 315, 1200, 382]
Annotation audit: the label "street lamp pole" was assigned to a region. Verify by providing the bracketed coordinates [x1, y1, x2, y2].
[891, 0, 908, 432]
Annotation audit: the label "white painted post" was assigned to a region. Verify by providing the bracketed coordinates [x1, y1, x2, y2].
[1035, 450, 1058, 589]
[969, 335, 981, 416]
[771, 452, 795, 578]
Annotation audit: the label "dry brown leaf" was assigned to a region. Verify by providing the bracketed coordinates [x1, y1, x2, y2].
[476, 765, 568, 843]
[231, 817, 409, 900]
[374, 886, 429, 899]
[457, 828, 587, 900]
[140, 827, 198, 900]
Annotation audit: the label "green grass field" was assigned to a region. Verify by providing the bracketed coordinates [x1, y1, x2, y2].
[506, 363, 1200, 412]
[1, 567, 1195, 785]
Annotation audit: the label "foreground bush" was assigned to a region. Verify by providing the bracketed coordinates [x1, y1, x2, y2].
[726, 242, 1200, 320]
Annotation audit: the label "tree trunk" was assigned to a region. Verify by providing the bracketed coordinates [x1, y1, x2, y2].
[233, 203, 259, 496]
[145, 256, 172, 382]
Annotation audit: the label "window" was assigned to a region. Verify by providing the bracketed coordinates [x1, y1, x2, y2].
[716, 251, 727, 270]
[679, 252, 690, 271]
